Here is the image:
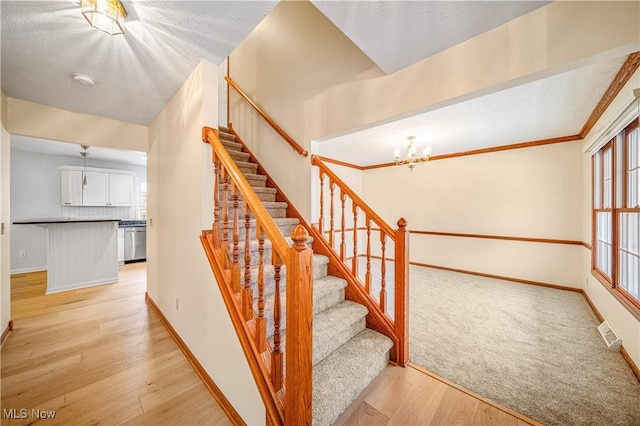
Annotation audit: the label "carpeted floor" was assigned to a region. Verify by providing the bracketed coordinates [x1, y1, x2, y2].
[409, 266, 640, 426]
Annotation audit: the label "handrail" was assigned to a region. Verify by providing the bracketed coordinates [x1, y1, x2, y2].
[225, 76, 309, 157]
[311, 155, 394, 237]
[204, 127, 290, 256]
[201, 127, 313, 425]
[311, 155, 409, 365]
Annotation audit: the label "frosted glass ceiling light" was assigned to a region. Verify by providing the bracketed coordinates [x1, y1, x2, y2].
[82, 0, 127, 36]
[394, 136, 431, 172]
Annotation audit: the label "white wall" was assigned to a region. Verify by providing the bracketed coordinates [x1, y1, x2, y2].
[10, 148, 145, 273]
[359, 141, 584, 288]
[147, 61, 264, 424]
[1, 89, 11, 334]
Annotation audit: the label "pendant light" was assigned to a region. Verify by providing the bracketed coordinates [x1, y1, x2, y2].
[81, 145, 90, 191]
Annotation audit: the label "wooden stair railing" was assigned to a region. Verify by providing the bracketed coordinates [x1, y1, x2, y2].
[226, 76, 409, 365]
[225, 76, 308, 157]
[201, 127, 313, 426]
[310, 155, 410, 365]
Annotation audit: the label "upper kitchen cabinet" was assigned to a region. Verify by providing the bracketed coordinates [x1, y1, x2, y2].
[109, 174, 133, 206]
[84, 171, 109, 206]
[61, 169, 83, 206]
[60, 166, 134, 207]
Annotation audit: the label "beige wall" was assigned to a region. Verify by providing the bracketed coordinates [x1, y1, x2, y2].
[361, 141, 584, 288]
[230, 0, 639, 224]
[1, 90, 11, 334]
[7, 98, 148, 152]
[147, 61, 264, 424]
[580, 69, 640, 370]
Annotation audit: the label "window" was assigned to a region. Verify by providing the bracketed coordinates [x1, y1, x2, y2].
[592, 118, 640, 309]
[139, 181, 147, 219]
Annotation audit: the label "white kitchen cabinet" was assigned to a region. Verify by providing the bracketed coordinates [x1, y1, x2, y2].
[60, 167, 134, 207]
[109, 174, 133, 206]
[61, 170, 83, 206]
[84, 171, 110, 206]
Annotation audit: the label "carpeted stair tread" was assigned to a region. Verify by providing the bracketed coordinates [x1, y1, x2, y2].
[312, 300, 368, 366]
[312, 275, 347, 315]
[312, 329, 393, 426]
[219, 130, 235, 141]
[222, 139, 243, 152]
[229, 150, 251, 162]
[243, 172, 267, 182]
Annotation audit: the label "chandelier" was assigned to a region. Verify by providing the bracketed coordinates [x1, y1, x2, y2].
[81, 0, 127, 36]
[394, 136, 431, 171]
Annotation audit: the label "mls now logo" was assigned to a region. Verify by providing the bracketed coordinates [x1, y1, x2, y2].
[3, 408, 56, 419]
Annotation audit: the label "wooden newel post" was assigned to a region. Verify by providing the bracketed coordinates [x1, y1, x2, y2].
[286, 225, 313, 425]
[394, 217, 410, 366]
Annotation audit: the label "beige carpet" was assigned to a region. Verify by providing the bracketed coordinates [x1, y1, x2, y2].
[409, 266, 640, 426]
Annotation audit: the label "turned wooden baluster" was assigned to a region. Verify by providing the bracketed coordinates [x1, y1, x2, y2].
[231, 183, 241, 293]
[340, 190, 347, 261]
[329, 180, 335, 249]
[319, 170, 325, 234]
[380, 232, 387, 314]
[222, 168, 230, 246]
[213, 153, 221, 249]
[242, 200, 253, 319]
[271, 253, 283, 391]
[365, 216, 372, 294]
[352, 203, 358, 275]
[255, 223, 267, 352]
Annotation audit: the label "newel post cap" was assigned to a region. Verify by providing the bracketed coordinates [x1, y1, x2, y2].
[291, 225, 309, 251]
[397, 217, 408, 228]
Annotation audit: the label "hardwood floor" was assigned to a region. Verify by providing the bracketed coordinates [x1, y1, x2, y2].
[2, 265, 539, 426]
[1, 264, 231, 426]
[334, 364, 540, 426]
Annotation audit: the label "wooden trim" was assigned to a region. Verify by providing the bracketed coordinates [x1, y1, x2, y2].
[1, 320, 13, 347]
[313, 155, 364, 170]
[581, 241, 593, 250]
[592, 271, 640, 321]
[583, 290, 640, 382]
[362, 135, 582, 170]
[225, 77, 308, 157]
[200, 233, 284, 425]
[408, 363, 543, 426]
[410, 230, 583, 246]
[580, 52, 640, 139]
[581, 289, 605, 322]
[145, 293, 246, 426]
[620, 345, 640, 382]
[411, 261, 582, 293]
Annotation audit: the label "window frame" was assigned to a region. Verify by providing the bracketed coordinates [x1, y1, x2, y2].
[592, 118, 640, 314]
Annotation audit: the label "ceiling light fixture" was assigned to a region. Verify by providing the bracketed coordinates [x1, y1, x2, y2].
[81, 145, 90, 191]
[81, 0, 127, 36]
[394, 136, 431, 172]
[72, 73, 96, 86]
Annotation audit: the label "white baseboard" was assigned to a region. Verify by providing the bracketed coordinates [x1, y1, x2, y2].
[45, 276, 119, 294]
[11, 266, 47, 275]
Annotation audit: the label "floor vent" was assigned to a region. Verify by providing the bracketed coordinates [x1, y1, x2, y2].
[597, 321, 621, 350]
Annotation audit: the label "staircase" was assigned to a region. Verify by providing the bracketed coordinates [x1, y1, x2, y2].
[217, 126, 393, 425]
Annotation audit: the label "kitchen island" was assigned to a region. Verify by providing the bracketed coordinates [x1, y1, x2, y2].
[13, 218, 119, 294]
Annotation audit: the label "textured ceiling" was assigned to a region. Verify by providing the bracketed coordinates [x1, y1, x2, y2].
[311, 0, 550, 74]
[1, 0, 278, 125]
[317, 56, 628, 167]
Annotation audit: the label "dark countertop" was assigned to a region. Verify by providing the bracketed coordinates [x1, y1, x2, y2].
[13, 218, 120, 225]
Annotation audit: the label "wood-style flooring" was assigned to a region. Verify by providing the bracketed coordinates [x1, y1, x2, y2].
[1, 264, 231, 426]
[2, 265, 538, 426]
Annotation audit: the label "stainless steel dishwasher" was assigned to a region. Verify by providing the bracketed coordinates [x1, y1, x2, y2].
[121, 221, 146, 263]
